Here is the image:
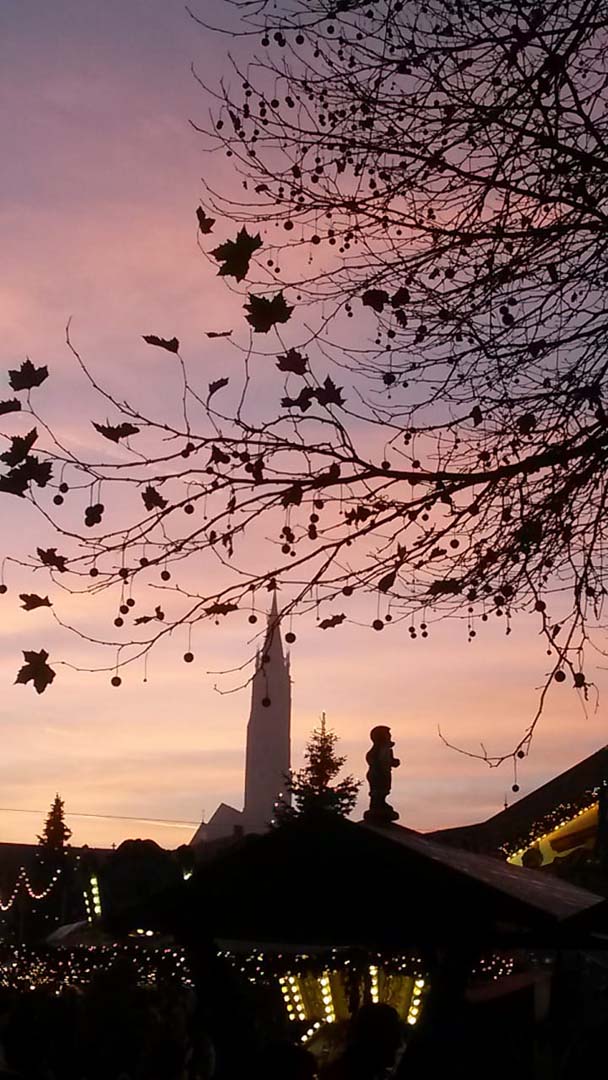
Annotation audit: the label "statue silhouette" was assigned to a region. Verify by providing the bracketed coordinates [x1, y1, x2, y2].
[363, 726, 400, 823]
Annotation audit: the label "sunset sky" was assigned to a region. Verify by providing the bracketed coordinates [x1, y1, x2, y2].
[1, 0, 605, 854]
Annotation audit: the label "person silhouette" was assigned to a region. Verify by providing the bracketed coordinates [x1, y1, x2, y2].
[321, 1004, 403, 1079]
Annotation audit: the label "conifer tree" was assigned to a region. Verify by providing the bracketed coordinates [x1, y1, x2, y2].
[275, 715, 360, 824]
[37, 793, 72, 852]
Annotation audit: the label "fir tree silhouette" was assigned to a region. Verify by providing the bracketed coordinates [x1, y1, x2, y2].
[275, 714, 360, 824]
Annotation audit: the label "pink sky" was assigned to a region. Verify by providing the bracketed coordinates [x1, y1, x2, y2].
[1, 0, 605, 852]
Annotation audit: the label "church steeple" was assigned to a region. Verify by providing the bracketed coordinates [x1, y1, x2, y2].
[243, 595, 291, 832]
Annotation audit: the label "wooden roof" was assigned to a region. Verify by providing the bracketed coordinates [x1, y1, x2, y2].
[112, 814, 608, 949]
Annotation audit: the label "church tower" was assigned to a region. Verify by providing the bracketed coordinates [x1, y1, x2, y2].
[243, 594, 291, 832]
[190, 595, 291, 847]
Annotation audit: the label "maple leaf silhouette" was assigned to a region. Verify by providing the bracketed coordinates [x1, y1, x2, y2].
[0, 399, 21, 417]
[315, 377, 345, 408]
[428, 579, 461, 595]
[517, 413, 537, 435]
[391, 287, 410, 308]
[19, 594, 52, 611]
[211, 227, 262, 282]
[0, 457, 52, 496]
[22, 456, 52, 487]
[142, 335, 180, 354]
[134, 605, 164, 625]
[196, 207, 215, 234]
[282, 388, 316, 411]
[0, 468, 30, 497]
[205, 601, 238, 616]
[8, 360, 49, 392]
[208, 377, 230, 399]
[319, 613, 347, 629]
[282, 484, 303, 508]
[15, 649, 56, 693]
[37, 548, 68, 572]
[244, 292, 293, 333]
[1, 428, 38, 467]
[377, 569, 397, 593]
[141, 486, 168, 511]
[471, 405, 483, 426]
[345, 505, 373, 525]
[206, 330, 232, 339]
[276, 349, 308, 375]
[362, 289, 390, 313]
[92, 421, 140, 443]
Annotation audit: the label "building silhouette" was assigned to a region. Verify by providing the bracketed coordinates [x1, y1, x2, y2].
[191, 595, 291, 845]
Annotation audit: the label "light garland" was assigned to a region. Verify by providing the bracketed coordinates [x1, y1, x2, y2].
[220, 948, 427, 984]
[0, 867, 61, 912]
[472, 955, 516, 981]
[0, 944, 193, 992]
[502, 793, 600, 861]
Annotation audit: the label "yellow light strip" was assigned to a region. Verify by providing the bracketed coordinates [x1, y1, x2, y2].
[369, 964, 380, 1003]
[90, 875, 102, 917]
[319, 971, 336, 1023]
[507, 801, 598, 862]
[407, 977, 425, 1026]
[301, 1021, 322, 1044]
[279, 974, 306, 1022]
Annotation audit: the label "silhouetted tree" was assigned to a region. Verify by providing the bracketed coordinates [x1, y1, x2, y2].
[38, 794, 72, 853]
[1, 1, 607, 767]
[275, 714, 360, 823]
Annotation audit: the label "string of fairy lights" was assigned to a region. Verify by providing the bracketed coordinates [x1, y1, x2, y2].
[0, 867, 62, 912]
[0, 944, 194, 992]
[502, 792, 600, 861]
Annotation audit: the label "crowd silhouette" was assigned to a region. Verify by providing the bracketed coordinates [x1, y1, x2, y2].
[0, 952, 606, 1079]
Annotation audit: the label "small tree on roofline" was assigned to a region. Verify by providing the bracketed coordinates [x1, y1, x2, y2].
[275, 714, 361, 824]
[37, 793, 72, 852]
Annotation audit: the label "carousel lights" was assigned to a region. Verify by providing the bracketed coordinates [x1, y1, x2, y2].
[407, 977, 425, 1026]
[319, 971, 336, 1023]
[89, 876, 102, 918]
[83, 891, 92, 925]
[369, 964, 379, 1004]
[301, 1021, 322, 1044]
[279, 974, 306, 1022]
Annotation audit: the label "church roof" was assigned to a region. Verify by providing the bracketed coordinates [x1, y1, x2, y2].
[431, 744, 608, 856]
[190, 804, 243, 847]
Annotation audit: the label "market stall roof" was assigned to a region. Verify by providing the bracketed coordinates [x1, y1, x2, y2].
[111, 815, 608, 950]
[432, 744, 608, 855]
[46, 920, 113, 947]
